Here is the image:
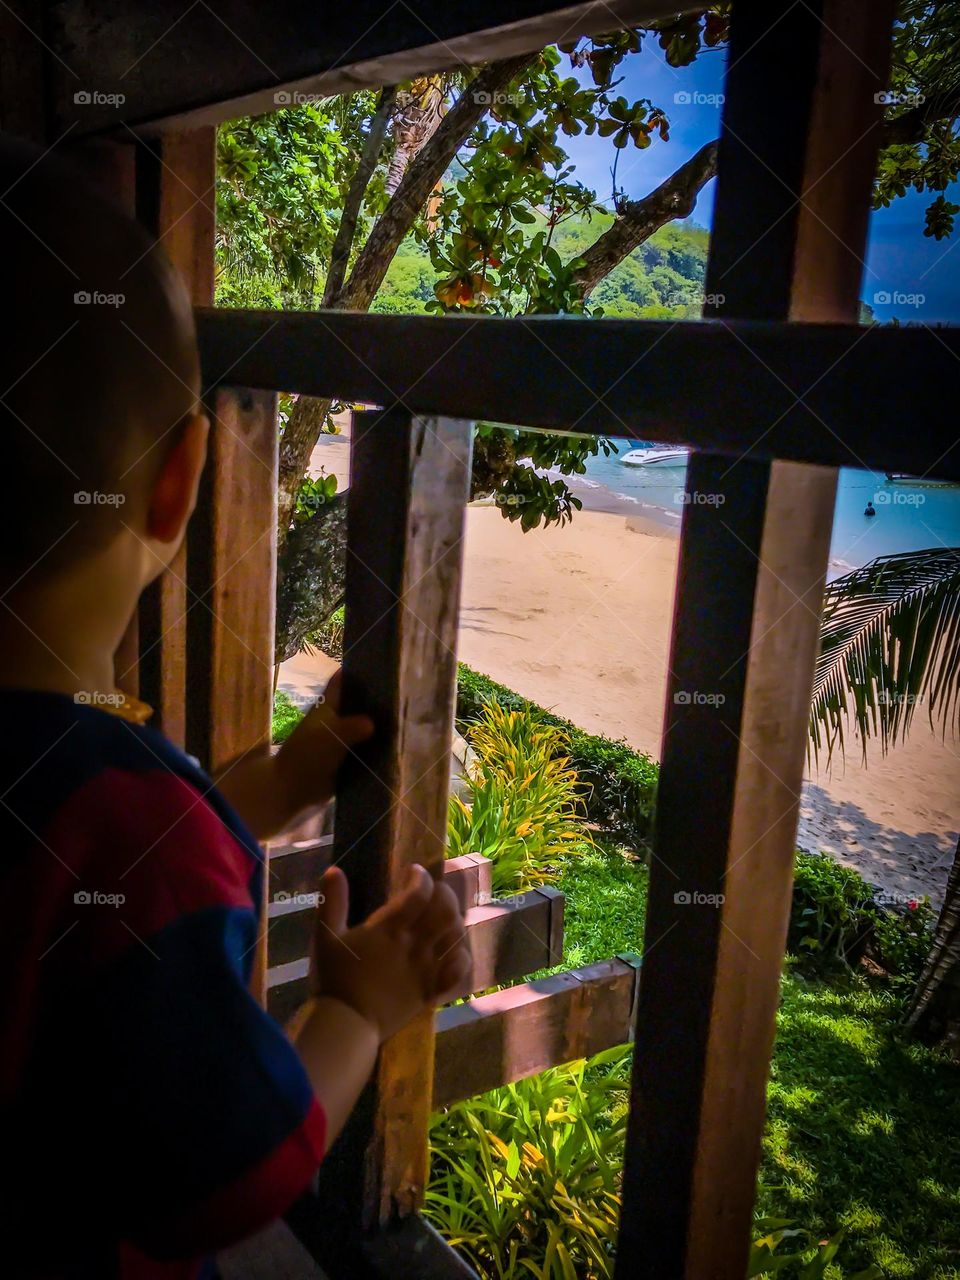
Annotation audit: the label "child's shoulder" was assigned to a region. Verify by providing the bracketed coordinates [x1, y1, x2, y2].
[0, 687, 260, 886]
[0, 686, 198, 810]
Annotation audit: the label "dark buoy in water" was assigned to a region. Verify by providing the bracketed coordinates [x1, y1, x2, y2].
[864, 500, 876, 517]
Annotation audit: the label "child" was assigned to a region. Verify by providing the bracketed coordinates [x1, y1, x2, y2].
[0, 137, 471, 1278]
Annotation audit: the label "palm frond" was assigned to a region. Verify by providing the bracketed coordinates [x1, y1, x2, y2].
[810, 547, 960, 765]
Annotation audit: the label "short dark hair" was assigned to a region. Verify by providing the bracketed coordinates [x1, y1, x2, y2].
[0, 136, 200, 585]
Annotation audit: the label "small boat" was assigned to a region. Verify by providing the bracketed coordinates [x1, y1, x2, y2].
[621, 447, 690, 467]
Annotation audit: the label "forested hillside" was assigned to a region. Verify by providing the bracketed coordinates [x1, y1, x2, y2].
[371, 214, 709, 317]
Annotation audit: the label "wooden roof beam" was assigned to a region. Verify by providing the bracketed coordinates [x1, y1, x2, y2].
[46, 0, 700, 135]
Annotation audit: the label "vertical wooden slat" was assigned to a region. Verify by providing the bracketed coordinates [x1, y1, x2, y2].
[135, 129, 216, 745]
[188, 385, 277, 1010]
[316, 408, 472, 1233]
[186, 385, 279, 771]
[616, 4, 894, 1279]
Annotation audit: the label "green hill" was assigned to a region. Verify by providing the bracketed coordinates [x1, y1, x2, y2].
[371, 214, 710, 318]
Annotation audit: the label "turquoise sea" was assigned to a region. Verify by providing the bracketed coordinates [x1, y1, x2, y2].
[566, 439, 960, 579]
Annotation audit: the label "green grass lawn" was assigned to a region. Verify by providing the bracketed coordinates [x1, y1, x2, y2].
[550, 843, 960, 1279]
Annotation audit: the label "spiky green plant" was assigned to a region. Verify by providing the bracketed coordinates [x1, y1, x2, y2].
[446, 701, 588, 895]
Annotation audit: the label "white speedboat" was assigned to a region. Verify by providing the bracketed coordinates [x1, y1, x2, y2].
[621, 447, 690, 467]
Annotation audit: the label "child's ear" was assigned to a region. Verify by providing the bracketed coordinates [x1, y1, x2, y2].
[146, 412, 210, 546]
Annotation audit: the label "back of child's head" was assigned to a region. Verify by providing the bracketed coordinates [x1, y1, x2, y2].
[0, 135, 200, 589]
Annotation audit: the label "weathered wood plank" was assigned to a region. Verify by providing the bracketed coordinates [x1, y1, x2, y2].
[186, 386, 278, 770]
[615, 5, 896, 1279]
[443, 854, 493, 913]
[266, 884, 562, 982]
[314, 410, 472, 1231]
[196, 309, 960, 480]
[266, 846, 490, 913]
[48, 0, 693, 136]
[186, 384, 278, 1006]
[432, 957, 640, 1109]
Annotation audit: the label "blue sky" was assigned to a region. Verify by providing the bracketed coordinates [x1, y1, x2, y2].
[560, 41, 960, 324]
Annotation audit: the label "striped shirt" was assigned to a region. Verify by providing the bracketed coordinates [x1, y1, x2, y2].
[0, 690, 325, 1278]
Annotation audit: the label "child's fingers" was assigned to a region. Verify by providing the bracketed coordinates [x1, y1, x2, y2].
[333, 714, 375, 749]
[372, 862, 434, 931]
[315, 865, 350, 938]
[323, 668, 343, 711]
[433, 945, 473, 1003]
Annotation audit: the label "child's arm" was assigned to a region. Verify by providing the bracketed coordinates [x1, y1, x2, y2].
[217, 671, 373, 841]
[288, 862, 470, 1149]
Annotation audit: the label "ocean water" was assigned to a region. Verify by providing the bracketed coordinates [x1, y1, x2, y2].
[573, 438, 960, 578]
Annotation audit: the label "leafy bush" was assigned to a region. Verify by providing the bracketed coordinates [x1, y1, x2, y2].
[305, 603, 345, 661]
[789, 854, 878, 968]
[448, 701, 588, 895]
[871, 895, 936, 985]
[457, 665, 658, 846]
[272, 689, 303, 744]
[790, 852, 935, 979]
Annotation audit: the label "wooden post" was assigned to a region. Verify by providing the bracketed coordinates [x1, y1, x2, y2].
[315, 408, 472, 1232]
[615, 4, 895, 1278]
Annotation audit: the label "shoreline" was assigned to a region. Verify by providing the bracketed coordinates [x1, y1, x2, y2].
[286, 430, 958, 908]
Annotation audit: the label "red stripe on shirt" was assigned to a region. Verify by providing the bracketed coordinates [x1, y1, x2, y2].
[141, 1098, 327, 1258]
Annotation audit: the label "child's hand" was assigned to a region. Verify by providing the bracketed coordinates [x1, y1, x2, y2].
[309, 863, 471, 1042]
[275, 670, 374, 819]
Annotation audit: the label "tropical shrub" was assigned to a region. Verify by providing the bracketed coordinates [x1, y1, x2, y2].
[447, 701, 587, 895]
[789, 854, 879, 968]
[790, 852, 934, 978]
[457, 665, 657, 845]
[305, 603, 345, 661]
[427, 1050, 629, 1280]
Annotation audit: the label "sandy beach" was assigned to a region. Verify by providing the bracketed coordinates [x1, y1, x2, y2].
[282, 429, 959, 907]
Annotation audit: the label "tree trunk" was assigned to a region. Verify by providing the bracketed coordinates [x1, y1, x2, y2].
[905, 834, 960, 1055]
[276, 54, 535, 554]
[277, 394, 334, 548]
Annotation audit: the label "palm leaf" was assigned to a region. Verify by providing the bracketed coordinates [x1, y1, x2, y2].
[810, 547, 960, 764]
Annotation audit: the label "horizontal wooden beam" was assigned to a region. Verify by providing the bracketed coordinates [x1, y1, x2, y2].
[442, 854, 493, 913]
[197, 310, 960, 479]
[433, 955, 640, 1109]
[47, 0, 691, 136]
[266, 884, 564, 1020]
[265, 847, 490, 914]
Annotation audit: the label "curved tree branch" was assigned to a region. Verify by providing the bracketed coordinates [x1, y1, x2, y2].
[571, 139, 719, 298]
